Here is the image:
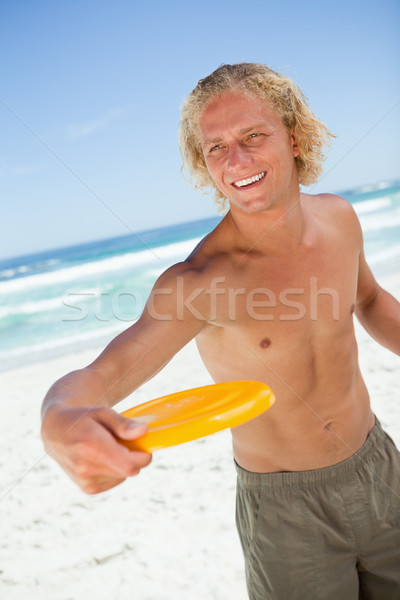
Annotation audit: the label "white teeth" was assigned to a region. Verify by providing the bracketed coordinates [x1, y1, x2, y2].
[234, 172, 265, 188]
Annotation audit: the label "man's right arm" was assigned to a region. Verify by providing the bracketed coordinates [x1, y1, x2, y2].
[41, 261, 207, 494]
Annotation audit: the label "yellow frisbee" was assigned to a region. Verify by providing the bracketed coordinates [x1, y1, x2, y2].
[119, 380, 275, 452]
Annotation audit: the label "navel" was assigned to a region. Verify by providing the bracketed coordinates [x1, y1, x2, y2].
[260, 337, 271, 349]
[350, 304, 355, 314]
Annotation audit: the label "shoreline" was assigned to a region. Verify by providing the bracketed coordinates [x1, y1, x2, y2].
[1, 251, 398, 376]
[0, 275, 399, 599]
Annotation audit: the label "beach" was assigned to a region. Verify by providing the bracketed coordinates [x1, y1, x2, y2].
[0, 339, 247, 600]
[0, 274, 399, 600]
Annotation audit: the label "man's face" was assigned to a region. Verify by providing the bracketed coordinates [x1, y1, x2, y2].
[198, 91, 300, 214]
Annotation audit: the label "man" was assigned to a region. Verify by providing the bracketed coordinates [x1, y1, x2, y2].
[41, 63, 400, 599]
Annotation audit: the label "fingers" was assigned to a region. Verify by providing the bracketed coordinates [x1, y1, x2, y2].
[89, 432, 153, 479]
[88, 408, 153, 474]
[74, 444, 152, 495]
[42, 405, 153, 495]
[81, 477, 126, 495]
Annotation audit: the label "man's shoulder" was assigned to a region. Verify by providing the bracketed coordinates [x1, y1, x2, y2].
[186, 218, 230, 269]
[302, 191, 351, 209]
[303, 191, 361, 226]
[153, 226, 227, 290]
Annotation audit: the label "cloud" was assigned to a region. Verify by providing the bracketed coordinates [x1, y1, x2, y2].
[0, 159, 47, 178]
[11, 164, 46, 176]
[64, 106, 131, 141]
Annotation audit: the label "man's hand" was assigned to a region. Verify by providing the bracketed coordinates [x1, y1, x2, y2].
[41, 405, 152, 494]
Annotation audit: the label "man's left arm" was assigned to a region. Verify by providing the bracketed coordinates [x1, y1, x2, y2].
[355, 248, 400, 356]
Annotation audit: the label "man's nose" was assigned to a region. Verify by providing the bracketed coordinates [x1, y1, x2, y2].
[227, 143, 253, 171]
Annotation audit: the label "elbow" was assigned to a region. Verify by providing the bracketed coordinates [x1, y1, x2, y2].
[356, 285, 382, 316]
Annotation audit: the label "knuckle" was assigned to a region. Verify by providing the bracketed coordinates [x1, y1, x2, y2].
[125, 453, 152, 477]
[141, 452, 153, 467]
[72, 451, 94, 478]
[75, 461, 91, 478]
[93, 406, 109, 418]
[81, 482, 100, 495]
[74, 439, 98, 461]
[125, 464, 140, 477]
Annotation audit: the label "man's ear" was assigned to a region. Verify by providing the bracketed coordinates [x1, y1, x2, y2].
[291, 129, 300, 158]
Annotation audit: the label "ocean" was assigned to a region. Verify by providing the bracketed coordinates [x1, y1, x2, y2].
[1, 182, 399, 372]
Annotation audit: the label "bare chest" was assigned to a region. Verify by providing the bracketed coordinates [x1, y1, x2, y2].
[204, 245, 358, 330]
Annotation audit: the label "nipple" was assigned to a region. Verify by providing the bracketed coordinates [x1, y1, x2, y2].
[260, 338, 271, 349]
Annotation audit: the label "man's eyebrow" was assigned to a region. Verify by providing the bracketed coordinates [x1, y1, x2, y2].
[239, 123, 266, 134]
[203, 124, 267, 145]
[203, 137, 222, 146]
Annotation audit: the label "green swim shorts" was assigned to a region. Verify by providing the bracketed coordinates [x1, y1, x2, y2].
[235, 417, 400, 599]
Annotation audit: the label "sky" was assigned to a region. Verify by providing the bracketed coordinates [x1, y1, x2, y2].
[1, 0, 399, 260]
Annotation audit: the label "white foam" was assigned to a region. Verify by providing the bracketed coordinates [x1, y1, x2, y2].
[0, 238, 201, 295]
[0, 297, 63, 319]
[0, 322, 127, 360]
[360, 208, 400, 232]
[0, 269, 16, 279]
[0, 259, 61, 281]
[353, 196, 393, 215]
[367, 243, 400, 265]
[0, 288, 100, 319]
[351, 181, 395, 195]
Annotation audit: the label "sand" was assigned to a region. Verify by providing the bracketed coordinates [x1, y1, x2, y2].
[0, 275, 399, 600]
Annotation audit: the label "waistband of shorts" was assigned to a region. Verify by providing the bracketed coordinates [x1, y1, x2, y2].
[235, 415, 386, 489]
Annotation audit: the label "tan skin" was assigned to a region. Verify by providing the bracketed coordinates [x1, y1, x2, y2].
[41, 91, 400, 494]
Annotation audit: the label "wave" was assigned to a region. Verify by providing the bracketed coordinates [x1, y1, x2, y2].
[0, 321, 127, 361]
[344, 180, 400, 196]
[352, 195, 393, 215]
[367, 243, 400, 266]
[0, 258, 61, 282]
[0, 288, 100, 319]
[0, 237, 201, 295]
[359, 207, 400, 233]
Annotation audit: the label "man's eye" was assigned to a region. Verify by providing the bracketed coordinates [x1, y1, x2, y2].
[249, 133, 260, 139]
[210, 144, 221, 152]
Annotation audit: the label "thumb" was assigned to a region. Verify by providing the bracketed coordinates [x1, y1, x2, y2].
[95, 408, 149, 441]
[119, 419, 149, 441]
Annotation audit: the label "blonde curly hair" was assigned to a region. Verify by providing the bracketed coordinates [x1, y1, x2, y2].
[179, 63, 334, 210]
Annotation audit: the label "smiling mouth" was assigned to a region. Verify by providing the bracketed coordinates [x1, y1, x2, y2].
[232, 171, 266, 189]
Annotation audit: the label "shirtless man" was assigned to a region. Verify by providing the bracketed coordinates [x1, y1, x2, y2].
[41, 63, 400, 599]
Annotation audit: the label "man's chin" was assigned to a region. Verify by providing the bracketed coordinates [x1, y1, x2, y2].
[229, 196, 275, 215]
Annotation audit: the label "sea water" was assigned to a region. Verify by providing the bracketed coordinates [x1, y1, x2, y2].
[0, 182, 399, 372]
